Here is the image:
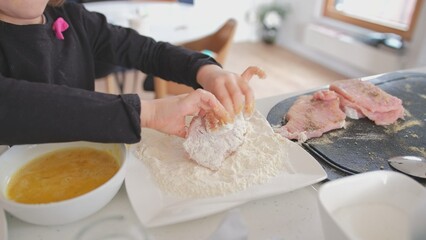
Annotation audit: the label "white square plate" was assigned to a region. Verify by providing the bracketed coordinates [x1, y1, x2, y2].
[125, 132, 326, 227]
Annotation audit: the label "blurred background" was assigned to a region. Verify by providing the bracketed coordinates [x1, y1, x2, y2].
[84, 0, 425, 99]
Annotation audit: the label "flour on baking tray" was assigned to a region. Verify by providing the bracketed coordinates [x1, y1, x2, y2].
[133, 111, 292, 198]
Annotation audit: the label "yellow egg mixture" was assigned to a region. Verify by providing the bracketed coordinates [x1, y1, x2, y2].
[7, 147, 120, 204]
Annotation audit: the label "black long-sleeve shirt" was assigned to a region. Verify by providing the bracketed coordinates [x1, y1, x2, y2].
[0, 2, 218, 145]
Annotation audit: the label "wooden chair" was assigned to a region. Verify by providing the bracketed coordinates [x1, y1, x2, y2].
[154, 18, 237, 98]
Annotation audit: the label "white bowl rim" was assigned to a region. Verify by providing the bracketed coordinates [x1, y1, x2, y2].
[319, 170, 424, 193]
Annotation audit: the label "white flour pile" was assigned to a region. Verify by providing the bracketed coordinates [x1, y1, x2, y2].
[133, 111, 291, 198]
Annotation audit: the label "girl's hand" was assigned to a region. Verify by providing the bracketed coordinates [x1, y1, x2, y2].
[196, 65, 266, 117]
[140, 89, 231, 138]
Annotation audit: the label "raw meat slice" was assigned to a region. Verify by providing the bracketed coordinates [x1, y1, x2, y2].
[356, 105, 405, 125]
[330, 79, 405, 125]
[337, 95, 366, 119]
[183, 113, 247, 170]
[277, 90, 346, 142]
[330, 79, 402, 112]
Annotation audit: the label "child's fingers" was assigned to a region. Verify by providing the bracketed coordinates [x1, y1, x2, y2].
[240, 66, 267, 82]
[191, 89, 232, 124]
[240, 66, 266, 116]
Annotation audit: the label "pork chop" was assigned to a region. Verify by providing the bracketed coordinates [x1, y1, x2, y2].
[183, 113, 248, 170]
[277, 90, 346, 142]
[183, 65, 266, 170]
[330, 79, 405, 125]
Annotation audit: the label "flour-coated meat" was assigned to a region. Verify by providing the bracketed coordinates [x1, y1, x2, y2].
[183, 113, 247, 170]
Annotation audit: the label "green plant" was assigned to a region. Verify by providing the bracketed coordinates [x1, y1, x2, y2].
[256, 2, 290, 44]
[257, 2, 290, 29]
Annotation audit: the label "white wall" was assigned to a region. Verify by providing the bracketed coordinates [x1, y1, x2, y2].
[192, 0, 426, 77]
[271, 0, 426, 77]
[192, 0, 279, 42]
[192, 0, 259, 42]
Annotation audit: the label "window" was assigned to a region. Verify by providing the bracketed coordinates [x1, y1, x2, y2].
[323, 0, 423, 40]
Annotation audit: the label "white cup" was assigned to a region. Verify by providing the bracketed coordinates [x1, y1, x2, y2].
[318, 171, 426, 240]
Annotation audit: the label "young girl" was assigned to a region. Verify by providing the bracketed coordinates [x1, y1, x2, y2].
[0, 0, 263, 145]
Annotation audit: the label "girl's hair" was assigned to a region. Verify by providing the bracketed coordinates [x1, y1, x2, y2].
[48, 0, 65, 7]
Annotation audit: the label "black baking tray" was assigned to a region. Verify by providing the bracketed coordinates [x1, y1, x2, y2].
[267, 72, 426, 182]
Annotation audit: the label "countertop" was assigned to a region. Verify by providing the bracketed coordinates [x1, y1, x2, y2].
[5, 67, 426, 240]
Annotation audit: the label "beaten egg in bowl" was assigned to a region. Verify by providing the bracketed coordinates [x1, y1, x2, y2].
[0, 142, 127, 226]
[7, 147, 120, 204]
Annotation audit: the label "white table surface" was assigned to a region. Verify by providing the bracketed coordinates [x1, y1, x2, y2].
[4, 92, 326, 240]
[3, 49, 425, 240]
[5, 67, 426, 239]
[83, 1, 224, 44]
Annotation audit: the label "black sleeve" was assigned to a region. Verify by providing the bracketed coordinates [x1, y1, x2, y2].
[0, 75, 141, 145]
[80, 4, 220, 89]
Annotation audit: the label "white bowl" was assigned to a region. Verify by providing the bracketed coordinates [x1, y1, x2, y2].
[0, 141, 127, 226]
[318, 171, 426, 240]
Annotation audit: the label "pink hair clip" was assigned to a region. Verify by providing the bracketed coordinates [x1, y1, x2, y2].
[52, 17, 69, 40]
